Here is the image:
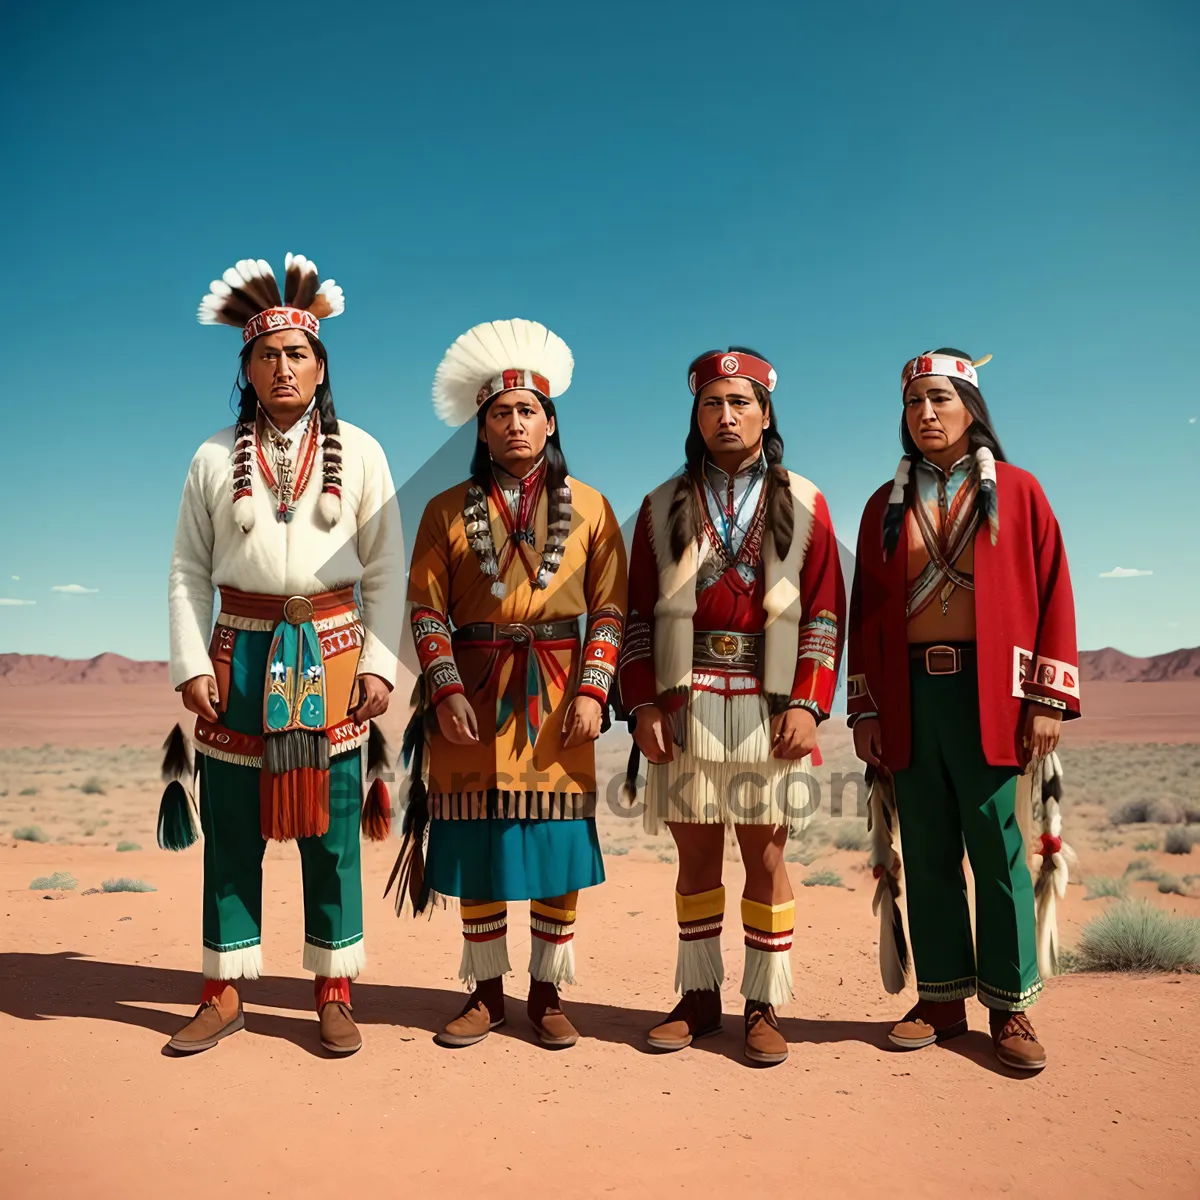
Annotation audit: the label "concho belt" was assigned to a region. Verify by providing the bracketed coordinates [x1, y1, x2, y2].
[692, 630, 762, 670]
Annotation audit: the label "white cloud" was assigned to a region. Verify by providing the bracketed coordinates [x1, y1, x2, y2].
[1191, 417, 1197, 424]
[0, 598, 36, 606]
[10, 575, 18, 581]
[1099, 567, 1153, 578]
[51, 583, 100, 595]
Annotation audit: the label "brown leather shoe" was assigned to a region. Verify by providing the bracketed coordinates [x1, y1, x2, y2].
[167, 986, 244, 1054]
[990, 1009, 1047, 1071]
[319, 1000, 362, 1055]
[647, 988, 723, 1051]
[889, 999, 969, 1049]
[439, 977, 506, 1047]
[527, 978, 578, 1048]
[744, 1002, 788, 1066]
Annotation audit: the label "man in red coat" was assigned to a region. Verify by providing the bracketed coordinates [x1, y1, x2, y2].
[618, 347, 845, 1066]
[848, 348, 1079, 1070]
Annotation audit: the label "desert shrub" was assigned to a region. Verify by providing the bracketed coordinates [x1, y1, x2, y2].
[1109, 799, 1147, 825]
[833, 822, 870, 852]
[657, 850, 677, 864]
[1075, 899, 1200, 972]
[1181, 797, 1200, 825]
[116, 841, 141, 852]
[604, 845, 629, 856]
[785, 843, 822, 865]
[1147, 798, 1186, 825]
[1164, 827, 1196, 855]
[1124, 859, 1151, 875]
[1135, 841, 1160, 852]
[1084, 875, 1128, 900]
[803, 868, 844, 888]
[1156, 874, 1190, 897]
[19, 786, 38, 797]
[1133, 866, 1167, 884]
[29, 871, 77, 891]
[100, 877, 156, 893]
[80, 776, 106, 795]
[12, 826, 49, 843]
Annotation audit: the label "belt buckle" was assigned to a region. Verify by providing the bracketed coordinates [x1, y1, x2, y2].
[283, 595, 316, 625]
[708, 633, 740, 659]
[498, 622, 532, 646]
[925, 645, 960, 676]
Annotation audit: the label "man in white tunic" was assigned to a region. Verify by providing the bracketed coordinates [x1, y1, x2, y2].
[164, 254, 403, 1056]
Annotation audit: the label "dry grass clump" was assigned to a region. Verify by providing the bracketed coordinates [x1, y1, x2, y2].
[1084, 875, 1128, 900]
[12, 825, 49, 843]
[100, 877, 156, 893]
[833, 822, 870, 852]
[1075, 899, 1200, 972]
[29, 871, 77, 891]
[803, 868, 844, 888]
[1164, 826, 1196, 855]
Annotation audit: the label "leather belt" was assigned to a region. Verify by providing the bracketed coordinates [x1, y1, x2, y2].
[217, 585, 356, 624]
[453, 619, 580, 645]
[909, 642, 976, 676]
[692, 630, 762, 670]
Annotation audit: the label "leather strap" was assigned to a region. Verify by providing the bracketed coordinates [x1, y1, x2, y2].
[453, 619, 580, 644]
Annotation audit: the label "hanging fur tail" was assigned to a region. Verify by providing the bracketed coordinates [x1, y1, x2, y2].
[867, 766, 909, 993]
[361, 721, 393, 842]
[384, 693, 433, 916]
[621, 714, 641, 805]
[1026, 750, 1074, 977]
[157, 724, 201, 851]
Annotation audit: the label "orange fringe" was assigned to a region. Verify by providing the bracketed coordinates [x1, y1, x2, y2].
[259, 768, 331, 841]
[361, 776, 392, 842]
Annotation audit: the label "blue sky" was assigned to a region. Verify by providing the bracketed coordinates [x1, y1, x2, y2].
[2, 0, 1197, 661]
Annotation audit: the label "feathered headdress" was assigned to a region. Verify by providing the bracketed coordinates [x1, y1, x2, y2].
[197, 253, 345, 343]
[432, 318, 574, 427]
[196, 253, 346, 533]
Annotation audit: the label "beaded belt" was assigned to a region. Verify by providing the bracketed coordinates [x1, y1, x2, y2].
[909, 642, 976, 676]
[453, 619, 580, 645]
[692, 630, 762, 670]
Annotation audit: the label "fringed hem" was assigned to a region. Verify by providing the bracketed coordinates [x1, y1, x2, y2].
[740, 945, 793, 1007]
[202, 943, 263, 981]
[529, 935, 577, 987]
[977, 978, 1043, 1013]
[675, 934, 724, 994]
[303, 937, 365, 980]
[643, 749, 816, 834]
[459, 933, 511, 990]
[916, 976, 977, 1003]
[686, 689, 771, 763]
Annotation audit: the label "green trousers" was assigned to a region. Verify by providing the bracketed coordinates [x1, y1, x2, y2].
[198, 627, 364, 982]
[892, 665, 1041, 1012]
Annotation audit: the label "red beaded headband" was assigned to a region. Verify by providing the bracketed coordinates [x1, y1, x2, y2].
[242, 307, 321, 345]
[475, 368, 552, 408]
[688, 351, 777, 397]
[901, 352, 991, 394]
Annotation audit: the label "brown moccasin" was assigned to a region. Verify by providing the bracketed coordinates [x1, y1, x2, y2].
[319, 1000, 362, 1055]
[990, 1009, 1047, 1071]
[889, 999, 969, 1049]
[646, 988, 723, 1052]
[744, 1002, 788, 1066]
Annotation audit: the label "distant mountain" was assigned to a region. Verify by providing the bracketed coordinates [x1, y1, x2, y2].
[1079, 646, 1200, 683]
[0, 653, 169, 685]
[1, 647, 1197, 686]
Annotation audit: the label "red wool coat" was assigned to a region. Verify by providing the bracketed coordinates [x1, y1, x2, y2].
[847, 462, 1080, 770]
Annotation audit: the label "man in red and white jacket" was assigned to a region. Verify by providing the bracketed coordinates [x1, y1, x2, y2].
[618, 346, 844, 1067]
[848, 348, 1079, 1071]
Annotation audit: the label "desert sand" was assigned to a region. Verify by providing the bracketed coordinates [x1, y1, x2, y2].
[2, 677, 1199, 1198]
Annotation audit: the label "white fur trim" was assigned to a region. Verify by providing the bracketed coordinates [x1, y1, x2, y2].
[529, 935, 577, 987]
[303, 938, 365, 980]
[203, 943, 263, 981]
[741, 944, 793, 1007]
[887, 457, 911, 506]
[317, 488, 341, 527]
[459, 931, 511, 990]
[761, 472, 818, 697]
[675, 933, 724, 994]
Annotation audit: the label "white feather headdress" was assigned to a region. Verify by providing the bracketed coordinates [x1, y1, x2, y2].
[432, 319, 574, 427]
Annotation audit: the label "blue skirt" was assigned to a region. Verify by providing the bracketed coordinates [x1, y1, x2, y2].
[425, 817, 605, 902]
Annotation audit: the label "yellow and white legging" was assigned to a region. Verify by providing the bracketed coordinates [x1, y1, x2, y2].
[674, 887, 795, 1007]
[459, 896, 579, 989]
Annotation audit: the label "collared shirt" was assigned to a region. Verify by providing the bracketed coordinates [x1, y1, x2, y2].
[703, 453, 766, 586]
[492, 457, 546, 520]
[913, 452, 973, 520]
[261, 401, 317, 461]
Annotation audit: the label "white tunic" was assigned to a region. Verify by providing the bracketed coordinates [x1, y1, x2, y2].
[168, 418, 404, 690]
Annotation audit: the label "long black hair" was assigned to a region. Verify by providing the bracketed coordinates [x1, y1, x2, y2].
[671, 346, 794, 561]
[232, 331, 338, 435]
[900, 346, 1005, 463]
[469, 393, 569, 492]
